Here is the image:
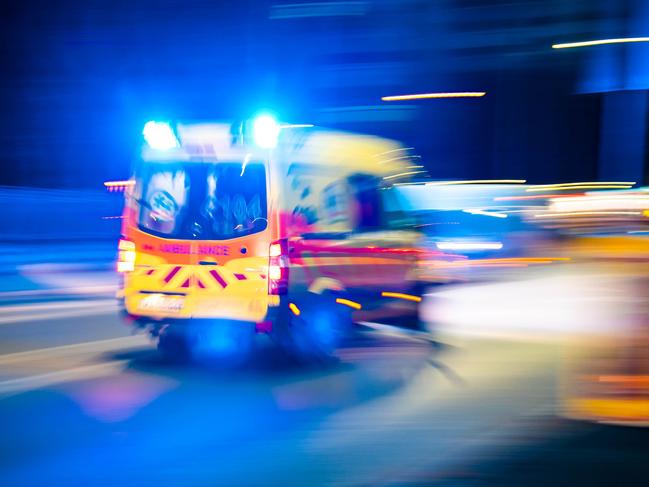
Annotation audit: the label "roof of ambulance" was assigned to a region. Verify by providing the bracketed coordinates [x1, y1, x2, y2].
[140, 122, 415, 177]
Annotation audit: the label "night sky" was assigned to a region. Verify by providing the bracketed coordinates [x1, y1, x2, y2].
[0, 1, 625, 188]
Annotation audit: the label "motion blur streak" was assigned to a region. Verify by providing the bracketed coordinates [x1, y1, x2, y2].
[381, 292, 422, 303]
[526, 185, 634, 192]
[279, 124, 314, 129]
[529, 182, 636, 189]
[335, 298, 362, 310]
[552, 37, 649, 49]
[425, 257, 571, 269]
[269, 1, 369, 20]
[289, 303, 301, 316]
[535, 211, 642, 218]
[383, 170, 426, 180]
[381, 92, 487, 101]
[436, 242, 504, 251]
[597, 375, 649, 386]
[550, 195, 649, 212]
[426, 179, 527, 186]
[463, 208, 508, 218]
[4, 0, 649, 485]
[494, 193, 585, 201]
[377, 154, 421, 165]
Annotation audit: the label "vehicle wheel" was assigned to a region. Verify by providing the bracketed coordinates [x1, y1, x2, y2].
[190, 322, 255, 366]
[157, 328, 191, 363]
[286, 292, 353, 364]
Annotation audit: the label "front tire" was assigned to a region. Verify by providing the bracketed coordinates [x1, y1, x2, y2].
[157, 328, 191, 363]
[282, 292, 353, 364]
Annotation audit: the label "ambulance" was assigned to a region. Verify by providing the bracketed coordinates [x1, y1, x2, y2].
[117, 116, 425, 361]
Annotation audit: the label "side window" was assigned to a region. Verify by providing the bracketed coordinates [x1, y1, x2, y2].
[286, 163, 355, 234]
[380, 187, 417, 230]
[287, 164, 320, 228]
[322, 181, 350, 225]
[139, 167, 190, 236]
[136, 162, 267, 240]
[347, 174, 383, 232]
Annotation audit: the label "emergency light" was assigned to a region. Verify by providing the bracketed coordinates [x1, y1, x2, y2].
[252, 114, 280, 149]
[143, 121, 180, 150]
[268, 239, 289, 295]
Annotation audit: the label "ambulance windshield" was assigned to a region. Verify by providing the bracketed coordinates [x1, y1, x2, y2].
[136, 162, 267, 240]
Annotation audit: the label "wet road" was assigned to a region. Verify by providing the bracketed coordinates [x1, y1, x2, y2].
[0, 297, 647, 486]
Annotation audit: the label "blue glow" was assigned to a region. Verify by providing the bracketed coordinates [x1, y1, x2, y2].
[310, 309, 338, 349]
[142, 121, 179, 150]
[252, 114, 280, 149]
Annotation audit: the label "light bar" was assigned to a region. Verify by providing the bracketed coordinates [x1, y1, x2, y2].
[252, 114, 280, 149]
[104, 180, 135, 193]
[104, 180, 135, 188]
[143, 121, 179, 150]
[552, 38, 649, 49]
[382, 92, 486, 102]
[373, 147, 414, 158]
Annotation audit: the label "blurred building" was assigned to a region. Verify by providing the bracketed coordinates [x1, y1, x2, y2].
[0, 0, 644, 188]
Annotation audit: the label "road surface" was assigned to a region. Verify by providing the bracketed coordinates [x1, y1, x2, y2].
[0, 295, 647, 486]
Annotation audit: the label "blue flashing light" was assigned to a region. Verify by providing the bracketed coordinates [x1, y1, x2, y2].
[252, 114, 280, 149]
[142, 121, 179, 150]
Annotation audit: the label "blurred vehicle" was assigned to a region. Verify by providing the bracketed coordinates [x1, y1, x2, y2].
[415, 209, 547, 283]
[387, 183, 556, 285]
[536, 190, 649, 426]
[116, 117, 423, 361]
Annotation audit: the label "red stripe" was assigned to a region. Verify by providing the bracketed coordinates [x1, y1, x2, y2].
[209, 270, 228, 288]
[234, 273, 246, 280]
[181, 278, 191, 288]
[293, 240, 424, 257]
[197, 279, 206, 289]
[146, 269, 155, 276]
[164, 266, 181, 283]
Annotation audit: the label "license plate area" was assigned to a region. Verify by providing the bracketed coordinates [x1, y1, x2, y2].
[138, 293, 185, 313]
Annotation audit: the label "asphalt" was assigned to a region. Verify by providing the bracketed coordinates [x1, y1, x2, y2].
[0, 295, 647, 486]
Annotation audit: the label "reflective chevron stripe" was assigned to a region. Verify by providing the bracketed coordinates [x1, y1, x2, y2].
[164, 266, 181, 283]
[209, 269, 228, 288]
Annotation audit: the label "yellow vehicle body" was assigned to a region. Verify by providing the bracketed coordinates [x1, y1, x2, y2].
[559, 235, 649, 426]
[121, 231, 274, 323]
[117, 121, 421, 342]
